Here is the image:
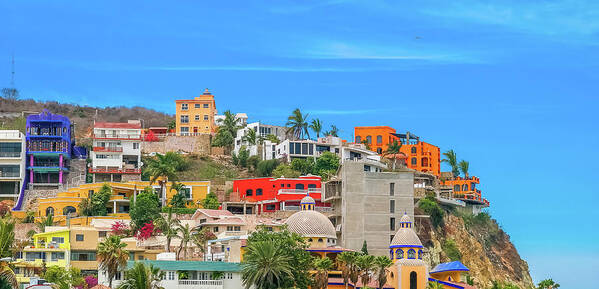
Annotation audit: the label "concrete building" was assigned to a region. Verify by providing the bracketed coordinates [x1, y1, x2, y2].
[215, 113, 248, 127]
[323, 160, 415, 256]
[233, 121, 287, 157]
[0, 130, 26, 199]
[175, 89, 217, 135]
[90, 121, 142, 183]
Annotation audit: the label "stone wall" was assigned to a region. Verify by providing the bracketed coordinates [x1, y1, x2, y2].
[141, 135, 212, 155]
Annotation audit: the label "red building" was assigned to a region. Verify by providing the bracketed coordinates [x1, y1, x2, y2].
[231, 176, 328, 214]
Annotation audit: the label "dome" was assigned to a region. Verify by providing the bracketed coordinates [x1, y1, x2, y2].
[390, 214, 423, 248]
[301, 195, 315, 205]
[285, 210, 337, 239]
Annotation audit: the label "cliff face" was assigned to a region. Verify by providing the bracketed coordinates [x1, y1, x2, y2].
[416, 212, 534, 289]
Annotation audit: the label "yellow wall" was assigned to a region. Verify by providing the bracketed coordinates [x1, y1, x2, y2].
[175, 90, 217, 135]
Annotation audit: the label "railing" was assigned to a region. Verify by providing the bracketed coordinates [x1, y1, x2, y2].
[277, 188, 321, 195]
[0, 152, 21, 158]
[178, 280, 223, 286]
[282, 206, 333, 212]
[93, 134, 141, 140]
[0, 171, 20, 178]
[343, 157, 386, 167]
[89, 167, 141, 174]
[93, 146, 123, 152]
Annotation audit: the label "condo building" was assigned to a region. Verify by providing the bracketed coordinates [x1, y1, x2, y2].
[175, 89, 217, 135]
[90, 121, 142, 183]
[0, 130, 26, 199]
[233, 121, 287, 158]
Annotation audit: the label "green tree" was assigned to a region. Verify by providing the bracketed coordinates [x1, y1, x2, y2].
[242, 228, 312, 289]
[373, 256, 393, 289]
[43, 266, 84, 289]
[36, 214, 54, 232]
[169, 182, 188, 208]
[458, 160, 470, 179]
[97, 236, 129, 289]
[291, 158, 314, 176]
[201, 192, 220, 209]
[256, 160, 279, 177]
[146, 152, 185, 206]
[272, 164, 301, 178]
[154, 207, 180, 252]
[177, 223, 193, 260]
[441, 150, 459, 178]
[236, 147, 250, 168]
[130, 191, 161, 230]
[212, 128, 234, 153]
[337, 251, 359, 289]
[0, 218, 15, 258]
[361, 240, 368, 255]
[286, 108, 310, 140]
[537, 279, 560, 289]
[265, 134, 280, 144]
[428, 281, 445, 289]
[361, 140, 371, 150]
[324, 125, 339, 137]
[192, 227, 217, 257]
[313, 152, 340, 180]
[247, 156, 261, 172]
[118, 262, 164, 289]
[384, 140, 402, 171]
[312, 257, 333, 289]
[167, 120, 176, 130]
[442, 239, 462, 261]
[243, 128, 257, 146]
[356, 255, 375, 288]
[309, 119, 323, 139]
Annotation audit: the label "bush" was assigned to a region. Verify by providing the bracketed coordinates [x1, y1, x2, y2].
[442, 239, 462, 261]
[129, 191, 160, 229]
[256, 159, 279, 177]
[247, 155, 260, 171]
[201, 192, 220, 209]
[418, 196, 444, 228]
[291, 158, 314, 175]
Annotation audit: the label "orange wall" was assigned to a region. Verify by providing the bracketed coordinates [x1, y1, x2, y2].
[175, 90, 217, 135]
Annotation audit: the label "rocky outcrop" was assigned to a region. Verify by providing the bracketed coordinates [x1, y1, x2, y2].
[417, 213, 534, 289]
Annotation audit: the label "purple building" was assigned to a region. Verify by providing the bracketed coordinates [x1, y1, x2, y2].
[25, 110, 73, 188]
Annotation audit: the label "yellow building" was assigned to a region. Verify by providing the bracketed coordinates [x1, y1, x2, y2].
[175, 89, 217, 135]
[429, 261, 474, 289]
[29, 180, 210, 225]
[388, 214, 428, 289]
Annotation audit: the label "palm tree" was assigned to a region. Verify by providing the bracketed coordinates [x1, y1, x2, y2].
[243, 128, 257, 146]
[428, 281, 445, 289]
[337, 252, 358, 289]
[0, 262, 17, 289]
[221, 110, 240, 138]
[356, 255, 375, 288]
[309, 119, 323, 139]
[118, 262, 164, 289]
[192, 227, 216, 259]
[241, 241, 293, 289]
[384, 140, 402, 170]
[154, 208, 180, 252]
[441, 150, 459, 178]
[458, 160, 470, 179]
[177, 223, 193, 260]
[147, 152, 181, 206]
[324, 125, 339, 137]
[97, 235, 129, 288]
[36, 214, 54, 232]
[286, 108, 309, 140]
[312, 257, 333, 289]
[373, 256, 393, 289]
[0, 218, 15, 258]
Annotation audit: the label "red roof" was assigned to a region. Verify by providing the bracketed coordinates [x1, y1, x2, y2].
[94, 122, 141, 129]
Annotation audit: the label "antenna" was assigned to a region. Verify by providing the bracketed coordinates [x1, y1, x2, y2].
[10, 54, 14, 87]
[1, 54, 19, 100]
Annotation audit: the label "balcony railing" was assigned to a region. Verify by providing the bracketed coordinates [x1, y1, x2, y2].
[178, 280, 223, 287]
[278, 188, 321, 195]
[282, 206, 332, 212]
[93, 146, 123, 152]
[0, 171, 20, 178]
[89, 167, 141, 174]
[0, 152, 21, 158]
[93, 134, 141, 140]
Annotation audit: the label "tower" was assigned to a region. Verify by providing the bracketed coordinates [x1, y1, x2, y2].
[389, 213, 427, 289]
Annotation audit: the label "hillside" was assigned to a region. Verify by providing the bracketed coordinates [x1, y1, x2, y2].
[0, 97, 174, 142]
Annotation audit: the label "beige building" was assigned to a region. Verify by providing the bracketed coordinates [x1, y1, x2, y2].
[175, 89, 217, 135]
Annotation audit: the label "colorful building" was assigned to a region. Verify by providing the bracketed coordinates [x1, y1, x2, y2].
[441, 176, 490, 208]
[354, 126, 441, 176]
[388, 214, 427, 289]
[0, 130, 26, 201]
[90, 121, 142, 183]
[429, 261, 476, 289]
[25, 109, 73, 188]
[228, 176, 327, 214]
[175, 89, 217, 135]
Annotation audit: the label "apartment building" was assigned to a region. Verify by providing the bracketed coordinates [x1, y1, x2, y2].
[0, 130, 26, 199]
[192, 209, 247, 239]
[90, 121, 142, 183]
[354, 126, 441, 176]
[233, 122, 287, 157]
[323, 160, 415, 256]
[175, 89, 217, 135]
[25, 110, 73, 188]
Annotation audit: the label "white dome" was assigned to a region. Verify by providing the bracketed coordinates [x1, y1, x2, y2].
[301, 195, 315, 204]
[391, 214, 422, 247]
[285, 210, 336, 239]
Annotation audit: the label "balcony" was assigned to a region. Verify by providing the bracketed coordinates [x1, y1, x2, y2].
[93, 134, 141, 140]
[93, 146, 123, 152]
[0, 151, 21, 158]
[178, 280, 223, 289]
[277, 188, 321, 195]
[89, 167, 141, 174]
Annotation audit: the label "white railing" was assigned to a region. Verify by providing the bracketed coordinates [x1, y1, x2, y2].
[278, 188, 321, 195]
[0, 130, 22, 139]
[282, 206, 332, 212]
[178, 279, 223, 287]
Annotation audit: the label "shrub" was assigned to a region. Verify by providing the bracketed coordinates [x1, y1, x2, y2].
[442, 239, 462, 261]
[256, 159, 278, 177]
[111, 220, 130, 236]
[272, 164, 300, 178]
[418, 196, 444, 227]
[201, 192, 220, 209]
[129, 191, 160, 229]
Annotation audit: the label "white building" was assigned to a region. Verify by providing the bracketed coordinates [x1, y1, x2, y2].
[90, 121, 142, 183]
[99, 259, 243, 289]
[233, 122, 287, 158]
[0, 130, 26, 199]
[214, 113, 248, 127]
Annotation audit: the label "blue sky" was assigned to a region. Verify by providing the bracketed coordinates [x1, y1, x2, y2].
[2, 1, 598, 287]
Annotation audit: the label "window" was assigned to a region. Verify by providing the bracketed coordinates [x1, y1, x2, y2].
[195, 104, 201, 108]
[418, 250, 423, 260]
[366, 136, 372, 144]
[181, 103, 188, 110]
[295, 184, 304, 190]
[63, 206, 76, 216]
[227, 273, 233, 279]
[52, 237, 64, 244]
[411, 147, 417, 154]
[76, 234, 84, 241]
[46, 207, 54, 216]
[51, 252, 64, 261]
[407, 249, 416, 259]
[390, 217, 396, 231]
[421, 158, 429, 167]
[301, 143, 308, 155]
[355, 136, 361, 143]
[318, 238, 323, 242]
[138, 255, 144, 260]
[168, 271, 175, 280]
[377, 148, 382, 154]
[99, 231, 107, 238]
[213, 227, 219, 232]
[390, 183, 395, 196]
[203, 104, 209, 108]
[256, 188, 263, 196]
[179, 187, 192, 199]
[376, 135, 382, 144]
[246, 189, 253, 196]
[390, 200, 395, 213]
[411, 158, 417, 165]
[180, 115, 189, 124]
[115, 272, 122, 280]
[463, 184, 469, 191]
[71, 251, 96, 261]
[396, 249, 404, 259]
[410, 272, 417, 289]
[204, 115, 209, 120]
[308, 184, 317, 189]
[266, 204, 276, 210]
[454, 185, 460, 192]
[471, 183, 476, 190]
[133, 143, 139, 149]
[227, 226, 241, 232]
[195, 115, 200, 121]
[180, 127, 189, 134]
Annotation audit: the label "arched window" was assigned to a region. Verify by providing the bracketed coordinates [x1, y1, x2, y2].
[411, 158, 417, 165]
[46, 207, 54, 216]
[418, 249, 423, 259]
[389, 249, 394, 259]
[410, 271, 417, 289]
[407, 249, 416, 259]
[256, 188, 263, 196]
[318, 238, 323, 243]
[395, 249, 404, 259]
[421, 158, 429, 167]
[377, 148, 382, 154]
[462, 184, 469, 191]
[366, 136, 372, 144]
[411, 147, 417, 154]
[295, 184, 305, 190]
[454, 185, 460, 192]
[63, 206, 76, 216]
[245, 189, 253, 197]
[471, 183, 476, 190]
[376, 135, 382, 144]
[355, 136, 361, 143]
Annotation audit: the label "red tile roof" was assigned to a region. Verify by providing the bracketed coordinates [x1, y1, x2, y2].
[94, 122, 141, 129]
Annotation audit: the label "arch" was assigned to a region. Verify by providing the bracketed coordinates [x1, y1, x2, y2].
[421, 158, 429, 167]
[318, 238, 323, 243]
[407, 249, 416, 259]
[366, 136, 372, 144]
[376, 135, 382, 144]
[418, 249, 423, 259]
[454, 185, 460, 192]
[470, 183, 476, 190]
[256, 188, 263, 196]
[462, 184, 469, 191]
[355, 136, 361, 143]
[46, 207, 54, 216]
[245, 189, 253, 196]
[411, 158, 417, 165]
[389, 249, 394, 259]
[395, 249, 404, 259]
[63, 206, 76, 216]
[410, 271, 417, 289]
[295, 183, 305, 190]
[411, 147, 417, 154]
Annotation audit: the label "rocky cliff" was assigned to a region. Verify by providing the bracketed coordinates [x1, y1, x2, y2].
[416, 211, 534, 289]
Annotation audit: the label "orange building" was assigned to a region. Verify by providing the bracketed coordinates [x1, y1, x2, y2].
[441, 176, 489, 207]
[354, 126, 441, 176]
[175, 89, 217, 135]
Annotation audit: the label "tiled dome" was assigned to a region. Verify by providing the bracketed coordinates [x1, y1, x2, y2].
[301, 195, 315, 204]
[285, 210, 337, 239]
[391, 214, 423, 247]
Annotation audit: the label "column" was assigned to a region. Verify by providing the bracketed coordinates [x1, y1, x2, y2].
[58, 154, 63, 183]
[113, 201, 117, 214]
